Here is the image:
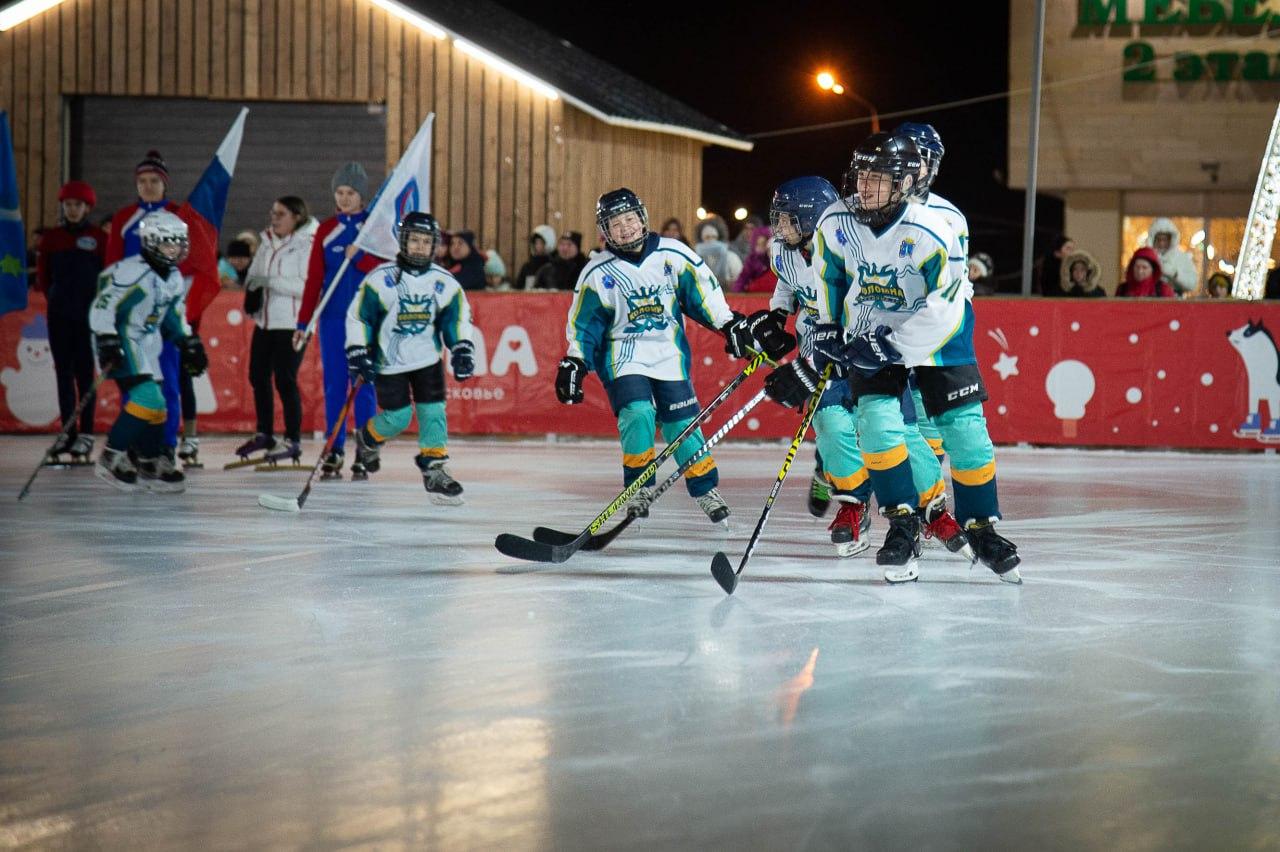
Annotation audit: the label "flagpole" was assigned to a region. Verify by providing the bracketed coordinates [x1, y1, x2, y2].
[294, 256, 353, 351]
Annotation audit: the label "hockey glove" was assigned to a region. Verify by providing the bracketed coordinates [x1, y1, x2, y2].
[834, 325, 901, 377]
[95, 333, 124, 371]
[450, 340, 476, 381]
[555, 356, 587, 405]
[747, 309, 796, 361]
[720, 312, 754, 360]
[179, 335, 209, 377]
[764, 358, 820, 409]
[346, 345, 378, 384]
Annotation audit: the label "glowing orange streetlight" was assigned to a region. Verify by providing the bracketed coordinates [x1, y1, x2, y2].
[814, 71, 879, 133]
[816, 71, 835, 91]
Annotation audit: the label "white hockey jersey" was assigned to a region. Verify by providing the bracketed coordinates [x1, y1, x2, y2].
[812, 200, 974, 368]
[921, 191, 973, 302]
[345, 261, 473, 375]
[768, 237, 830, 361]
[89, 255, 190, 378]
[565, 233, 735, 382]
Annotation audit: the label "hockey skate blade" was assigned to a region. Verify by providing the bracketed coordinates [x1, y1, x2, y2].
[883, 560, 920, 584]
[258, 493, 301, 513]
[710, 552, 738, 595]
[835, 538, 871, 558]
[428, 492, 465, 507]
[998, 565, 1023, 585]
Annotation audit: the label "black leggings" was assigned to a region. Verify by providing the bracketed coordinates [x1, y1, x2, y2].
[249, 327, 303, 441]
[48, 314, 96, 436]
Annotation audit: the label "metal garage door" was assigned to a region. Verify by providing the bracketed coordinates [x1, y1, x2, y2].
[70, 97, 386, 242]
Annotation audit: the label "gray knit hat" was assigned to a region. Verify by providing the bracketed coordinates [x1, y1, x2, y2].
[331, 162, 369, 199]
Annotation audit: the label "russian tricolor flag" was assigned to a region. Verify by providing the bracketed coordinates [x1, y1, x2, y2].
[178, 107, 247, 327]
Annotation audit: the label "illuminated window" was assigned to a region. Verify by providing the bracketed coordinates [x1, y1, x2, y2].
[1121, 215, 1280, 294]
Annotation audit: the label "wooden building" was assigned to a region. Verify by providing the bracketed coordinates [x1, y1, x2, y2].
[0, 0, 749, 271]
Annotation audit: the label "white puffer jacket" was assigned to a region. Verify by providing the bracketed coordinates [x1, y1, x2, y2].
[1146, 218, 1199, 296]
[245, 217, 319, 330]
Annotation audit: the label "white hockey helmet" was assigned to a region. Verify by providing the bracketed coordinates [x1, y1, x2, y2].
[138, 210, 190, 270]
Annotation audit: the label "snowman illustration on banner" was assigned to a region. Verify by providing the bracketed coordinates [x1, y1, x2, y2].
[0, 316, 58, 426]
[1227, 319, 1280, 442]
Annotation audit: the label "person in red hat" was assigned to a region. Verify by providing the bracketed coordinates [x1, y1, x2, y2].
[103, 150, 197, 468]
[35, 180, 107, 460]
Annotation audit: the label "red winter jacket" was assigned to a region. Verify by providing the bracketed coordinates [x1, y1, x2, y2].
[1116, 247, 1175, 298]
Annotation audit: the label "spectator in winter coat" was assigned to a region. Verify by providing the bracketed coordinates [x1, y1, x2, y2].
[1060, 249, 1106, 298]
[220, 239, 253, 287]
[1203, 271, 1232, 299]
[729, 215, 764, 261]
[1116, 247, 1175, 298]
[535, 232, 588, 291]
[967, 251, 996, 296]
[515, 224, 557, 289]
[693, 216, 742, 287]
[660, 217, 689, 245]
[733, 226, 778, 293]
[1146, 218, 1199, 296]
[1036, 234, 1075, 296]
[484, 250, 511, 291]
[242, 196, 317, 457]
[35, 180, 106, 453]
[447, 230, 486, 291]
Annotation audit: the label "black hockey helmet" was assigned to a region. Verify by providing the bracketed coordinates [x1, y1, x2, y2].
[842, 133, 922, 229]
[397, 211, 439, 271]
[894, 122, 945, 197]
[596, 187, 648, 254]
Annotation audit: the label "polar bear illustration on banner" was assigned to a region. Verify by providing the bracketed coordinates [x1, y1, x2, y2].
[1227, 319, 1280, 442]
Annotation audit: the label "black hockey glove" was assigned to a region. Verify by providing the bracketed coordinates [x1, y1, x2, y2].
[809, 323, 847, 377]
[555, 356, 587, 404]
[179, 335, 209, 377]
[764, 358, 821, 409]
[450, 340, 475, 381]
[833, 325, 900, 377]
[346, 345, 377, 384]
[720, 312, 754, 360]
[747, 308, 796, 361]
[95, 333, 124, 371]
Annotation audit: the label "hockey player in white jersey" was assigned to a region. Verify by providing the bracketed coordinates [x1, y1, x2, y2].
[556, 188, 792, 523]
[345, 212, 476, 504]
[764, 134, 1018, 583]
[89, 211, 208, 492]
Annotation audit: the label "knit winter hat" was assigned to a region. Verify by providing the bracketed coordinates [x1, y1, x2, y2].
[135, 150, 169, 184]
[560, 231, 583, 250]
[226, 239, 254, 259]
[484, 250, 507, 277]
[331, 162, 369, 199]
[58, 180, 96, 207]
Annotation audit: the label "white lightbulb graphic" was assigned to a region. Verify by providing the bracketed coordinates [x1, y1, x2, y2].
[1044, 359, 1095, 438]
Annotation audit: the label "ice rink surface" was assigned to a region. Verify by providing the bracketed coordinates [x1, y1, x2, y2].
[2, 435, 1279, 849]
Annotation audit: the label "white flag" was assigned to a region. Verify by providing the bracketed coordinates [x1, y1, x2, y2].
[354, 113, 434, 260]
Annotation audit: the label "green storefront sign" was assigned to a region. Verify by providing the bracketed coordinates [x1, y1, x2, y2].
[1079, 0, 1276, 26]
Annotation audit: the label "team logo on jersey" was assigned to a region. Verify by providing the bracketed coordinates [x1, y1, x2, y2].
[855, 261, 907, 307]
[382, 270, 399, 288]
[834, 227, 848, 246]
[394, 292, 434, 335]
[76, 236, 98, 251]
[663, 260, 673, 278]
[435, 280, 445, 293]
[623, 286, 668, 333]
[602, 273, 617, 290]
[898, 238, 915, 258]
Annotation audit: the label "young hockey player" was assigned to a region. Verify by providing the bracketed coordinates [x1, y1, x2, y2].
[35, 180, 106, 463]
[555, 187, 790, 524]
[345, 212, 475, 505]
[764, 134, 1018, 583]
[90, 211, 208, 492]
[295, 162, 384, 480]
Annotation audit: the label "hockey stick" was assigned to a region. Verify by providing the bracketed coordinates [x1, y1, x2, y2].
[533, 388, 768, 551]
[17, 369, 113, 501]
[494, 351, 769, 563]
[711, 367, 831, 594]
[257, 377, 363, 512]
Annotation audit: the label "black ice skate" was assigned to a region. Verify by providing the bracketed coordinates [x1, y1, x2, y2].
[878, 507, 922, 583]
[69, 434, 94, 463]
[349, 460, 370, 480]
[696, 488, 730, 525]
[920, 495, 976, 562]
[354, 430, 381, 473]
[178, 436, 203, 469]
[965, 520, 1022, 584]
[95, 447, 138, 492]
[416, 455, 464, 505]
[626, 486, 654, 518]
[808, 471, 832, 518]
[137, 452, 186, 494]
[225, 433, 277, 470]
[320, 450, 345, 480]
[829, 499, 871, 557]
[256, 439, 303, 471]
[44, 432, 73, 464]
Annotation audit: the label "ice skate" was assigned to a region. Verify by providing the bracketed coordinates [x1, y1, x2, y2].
[808, 471, 832, 518]
[349, 459, 370, 481]
[225, 433, 277, 470]
[137, 452, 186, 494]
[69, 434, 95, 464]
[178, 436, 203, 469]
[45, 433, 74, 464]
[920, 495, 976, 562]
[95, 447, 139, 492]
[966, 520, 1022, 584]
[320, 450, 345, 480]
[256, 439, 303, 471]
[828, 499, 871, 557]
[354, 430, 381, 474]
[696, 487, 730, 525]
[878, 507, 922, 583]
[416, 455, 464, 505]
[626, 486, 654, 518]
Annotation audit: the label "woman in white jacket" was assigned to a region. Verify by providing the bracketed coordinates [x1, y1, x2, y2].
[235, 197, 318, 462]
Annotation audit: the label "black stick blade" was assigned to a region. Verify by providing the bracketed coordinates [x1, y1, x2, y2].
[533, 526, 578, 546]
[710, 552, 738, 595]
[495, 533, 577, 563]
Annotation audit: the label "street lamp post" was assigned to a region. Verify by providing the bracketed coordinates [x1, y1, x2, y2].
[816, 71, 880, 133]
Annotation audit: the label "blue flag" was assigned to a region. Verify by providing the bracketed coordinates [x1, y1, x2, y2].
[0, 111, 27, 317]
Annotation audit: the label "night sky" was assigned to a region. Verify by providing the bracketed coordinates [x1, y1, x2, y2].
[496, 0, 1062, 291]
